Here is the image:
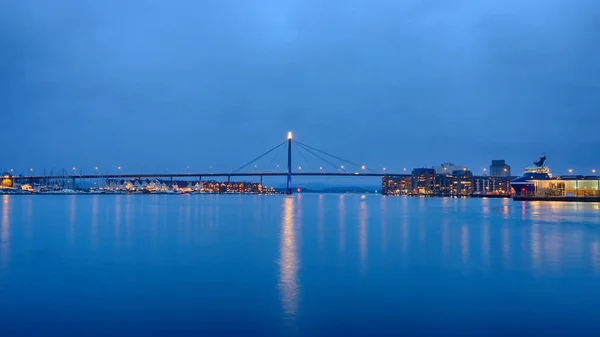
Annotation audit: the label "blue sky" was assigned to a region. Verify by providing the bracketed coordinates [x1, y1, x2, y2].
[1, 0, 599, 176]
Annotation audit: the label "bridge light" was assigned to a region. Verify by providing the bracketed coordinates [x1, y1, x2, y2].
[340, 165, 344, 169]
[383, 167, 386, 171]
[287, 132, 292, 140]
[568, 169, 573, 173]
[298, 166, 302, 170]
[361, 165, 366, 170]
[403, 168, 406, 172]
[319, 166, 323, 170]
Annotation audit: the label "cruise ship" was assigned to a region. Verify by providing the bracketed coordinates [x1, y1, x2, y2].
[510, 156, 551, 196]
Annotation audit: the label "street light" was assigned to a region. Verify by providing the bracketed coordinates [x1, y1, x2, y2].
[593, 169, 597, 174]
[319, 166, 323, 170]
[383, 167, 386, 172]
[298, 166, 302, 170]
[568, 169, 573, 173]
[340, 165, 344, 170]
[361, 165, 366, 170]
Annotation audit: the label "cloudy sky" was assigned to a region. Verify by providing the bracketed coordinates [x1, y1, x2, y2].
[1, 0, 599, 176]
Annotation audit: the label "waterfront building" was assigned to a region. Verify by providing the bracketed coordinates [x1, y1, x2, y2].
[531, 176, 600, 197]
[472, 176, 513, 195]
[412, 168, 437, 195]
[382, 170, 515, 196]
[381, 175, 412, 195]
[490, 160, 511, 177]
[451, 170, 473, 196]
[1, 173, 13, 189]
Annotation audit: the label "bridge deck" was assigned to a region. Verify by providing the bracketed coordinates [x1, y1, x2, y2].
[11, 172, 405, 180]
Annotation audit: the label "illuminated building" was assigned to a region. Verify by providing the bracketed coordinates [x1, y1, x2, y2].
[450, 170, 473, 195]
[531, 177, 600, 198]
[381, 175, 412, 195]
[1, 173, 13, 189]
[411, 168, 436, 195]
[382, 169, 515, 196]
[472, 176, 513, 195]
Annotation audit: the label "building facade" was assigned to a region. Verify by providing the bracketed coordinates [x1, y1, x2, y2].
[382, 171, 515, 196]
[490, 160, 511, 177]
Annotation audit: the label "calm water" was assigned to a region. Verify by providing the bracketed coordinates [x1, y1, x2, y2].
[1, 194, 600, 336]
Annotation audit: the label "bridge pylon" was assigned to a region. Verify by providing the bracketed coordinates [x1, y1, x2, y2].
[286, 131, 293, 195]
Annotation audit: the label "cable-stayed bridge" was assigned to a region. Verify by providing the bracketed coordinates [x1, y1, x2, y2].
[11, 132, 399, 194]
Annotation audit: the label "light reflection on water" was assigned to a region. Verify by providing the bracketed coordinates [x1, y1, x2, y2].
[1, 195, 9, 272]
[358, 197, 368, 273]
[279, 197, 299, 317]
[0, 195, 598, 335]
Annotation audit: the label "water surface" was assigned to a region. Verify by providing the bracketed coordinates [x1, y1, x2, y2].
[1, 194, 600, 336]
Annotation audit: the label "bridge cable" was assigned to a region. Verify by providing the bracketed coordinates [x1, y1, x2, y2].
[233, 141, 287, 173]
[292, 142, 312, 169]
[295, 142, 346, 173]
[295, 141, 376, 173]
[266, 143, 286, 171]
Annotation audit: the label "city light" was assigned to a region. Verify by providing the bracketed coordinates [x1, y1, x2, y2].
[504, 168, 507, 172]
